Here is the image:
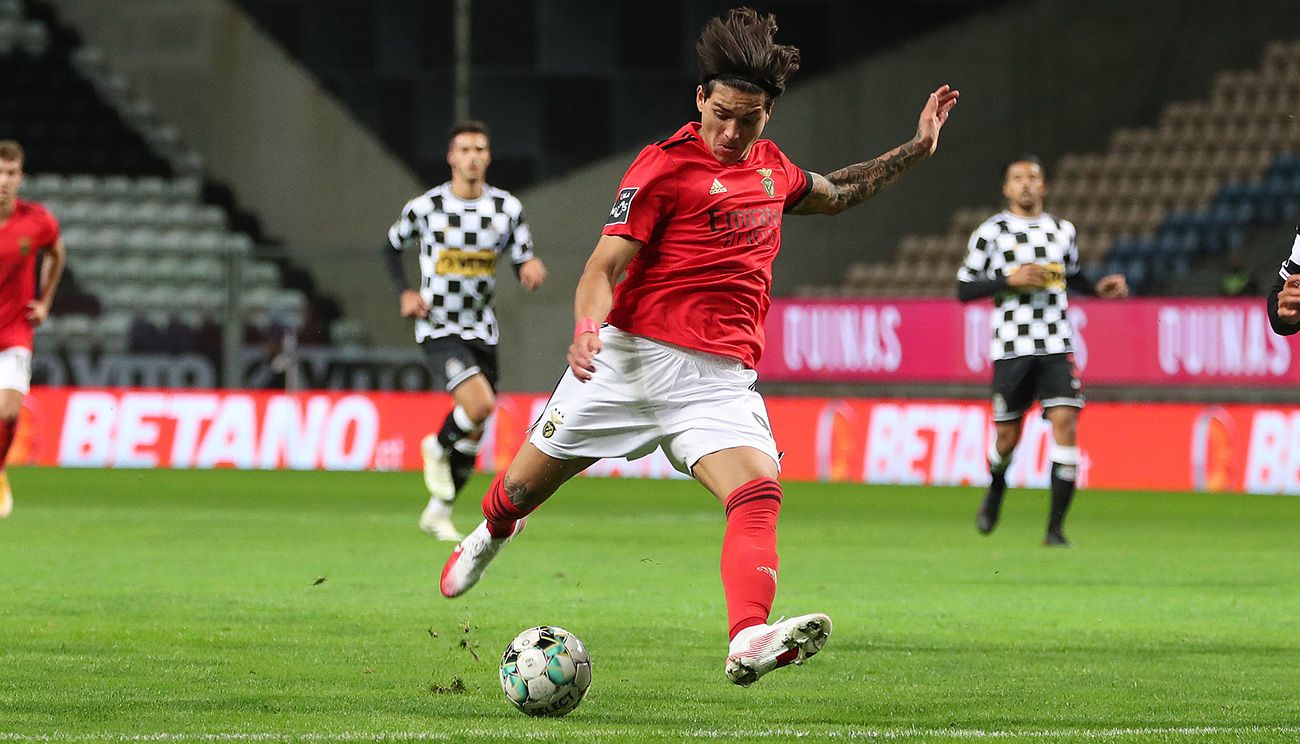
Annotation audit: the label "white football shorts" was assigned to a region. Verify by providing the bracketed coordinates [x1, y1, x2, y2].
[0, 346, 32, 394]
[528, 326, 779, 475]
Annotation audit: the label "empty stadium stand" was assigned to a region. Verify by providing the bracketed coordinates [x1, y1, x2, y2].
[1, 0, 349, 374]
[811, 40, 1300, 298]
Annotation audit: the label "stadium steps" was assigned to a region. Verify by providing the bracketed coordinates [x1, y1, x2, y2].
[815, 39, 1300, 299]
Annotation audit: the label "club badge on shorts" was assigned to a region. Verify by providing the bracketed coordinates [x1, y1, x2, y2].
[756, 168, 775, 198]
[542, 408, 565, 439]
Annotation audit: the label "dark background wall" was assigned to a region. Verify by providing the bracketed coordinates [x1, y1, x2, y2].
[43, 0, 1300, 391]
[233, 0, 1006, 192]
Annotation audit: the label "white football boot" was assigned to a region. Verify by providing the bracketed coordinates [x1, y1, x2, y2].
[0, 471, 10, 518]
[418, 497, 463, 542]
[420, 434, 455, 502]
[725, 612, 833, 687]
[440, 518, 526, 598]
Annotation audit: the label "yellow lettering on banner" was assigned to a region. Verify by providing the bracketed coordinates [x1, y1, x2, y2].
[435, 249, 497, 277]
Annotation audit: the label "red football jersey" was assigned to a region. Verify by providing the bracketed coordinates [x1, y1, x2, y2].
[602, 122, 811, 367]
[0, 199, 59, 351]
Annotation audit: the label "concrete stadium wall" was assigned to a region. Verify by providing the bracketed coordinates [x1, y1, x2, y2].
[500, 0, 1297, 390]
[47, 0, 1299, 391]
[45, 0, 426, 347]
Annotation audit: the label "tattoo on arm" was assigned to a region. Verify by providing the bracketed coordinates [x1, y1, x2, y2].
[791, 139, 927, 215]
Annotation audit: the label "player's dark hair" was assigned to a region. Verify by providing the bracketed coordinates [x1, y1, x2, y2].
[0, 139, 24, 164]
[1002, 154, 1045, 181]
[448, 120, 490, 147]
[697, 7, 800, 106]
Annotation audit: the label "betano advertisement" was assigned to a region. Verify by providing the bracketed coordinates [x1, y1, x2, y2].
[12, 387, 1300, 495]
[762, 297, 1293, 385]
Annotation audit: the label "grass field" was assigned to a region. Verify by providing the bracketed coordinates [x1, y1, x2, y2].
[1, 467, 1298, 742]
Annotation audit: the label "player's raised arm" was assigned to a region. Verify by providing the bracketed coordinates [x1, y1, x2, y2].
[568, 235, 640, 382]
[790, 85, 959, 216]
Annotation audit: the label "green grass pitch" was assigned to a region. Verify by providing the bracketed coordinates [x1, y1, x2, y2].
[1, 467, 1298, 742]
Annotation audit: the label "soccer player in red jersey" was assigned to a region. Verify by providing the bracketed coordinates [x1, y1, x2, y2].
[0, 140, 65, 518]
[441, 8, 959, 686]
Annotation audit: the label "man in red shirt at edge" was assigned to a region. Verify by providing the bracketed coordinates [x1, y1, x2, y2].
[441, 7, 959, 686]
[0, 140, 65, 518]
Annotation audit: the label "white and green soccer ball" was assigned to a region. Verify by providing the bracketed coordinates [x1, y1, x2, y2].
[498, 625, 592, 717]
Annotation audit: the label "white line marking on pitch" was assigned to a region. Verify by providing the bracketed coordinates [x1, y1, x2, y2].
[2, 726, 1299, 741]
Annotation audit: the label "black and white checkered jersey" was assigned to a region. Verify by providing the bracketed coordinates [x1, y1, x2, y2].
[1274, 225, 1300, 279]
[958, 210, 1080, 361]
[387, 182, 535, 345]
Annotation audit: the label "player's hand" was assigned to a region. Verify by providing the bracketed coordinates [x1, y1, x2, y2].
[1095, 273, 1129, 299]
[567, 332, 601, 383]
[1006, 264, 1047, 290]
[914, 84, 960, 156]
[519, 258, 547, 291]
[399, 289, 430, 319]
[1278, 274, 1300, 323]
[25, 299, 50, 325]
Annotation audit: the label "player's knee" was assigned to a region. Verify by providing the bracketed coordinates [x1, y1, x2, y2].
[461, 400, 493, 426]
[1049, 409, 1078, 444]
[0, 397, 22, 421]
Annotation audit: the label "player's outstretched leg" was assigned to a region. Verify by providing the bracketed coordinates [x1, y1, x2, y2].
[717, 477, 832, 686]
[440, 470, 532, 598]
[977, 443, 1012, 534]
[725, 613, 833, 687]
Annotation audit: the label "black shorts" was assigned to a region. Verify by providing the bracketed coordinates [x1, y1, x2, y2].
[420, 336, 499, 392]
[990, 352, 1083, 422]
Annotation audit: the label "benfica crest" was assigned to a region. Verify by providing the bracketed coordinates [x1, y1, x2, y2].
[18, 237, 30, 256]
[756, 168, 775, 198]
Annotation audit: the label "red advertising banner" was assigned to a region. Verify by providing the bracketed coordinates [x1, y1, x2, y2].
[759, 297, 1295, 386]
[14, 386, 1300, 495]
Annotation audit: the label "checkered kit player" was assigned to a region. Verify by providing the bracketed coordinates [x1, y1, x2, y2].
[957, 155, 1127, 547]
[384, 121, 547, 541]
[439, 7, 959, 686]
[1266, 224, 1300, 335]
[0, 140, 66, 518]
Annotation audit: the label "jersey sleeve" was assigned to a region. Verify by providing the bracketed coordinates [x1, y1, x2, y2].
[506, 200, 536, 265]
[1278, 225, 1300, 281]
[387, 199, 419, 251]
[775, 147, 813, 212]
[37, 205, 59, 250]
[958, 223, 1000, 282]
[601, 146, 675, 244]
[1061, 219, 1081, 277]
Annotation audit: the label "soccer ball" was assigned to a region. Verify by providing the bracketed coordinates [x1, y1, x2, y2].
[498, 625, 592, 717]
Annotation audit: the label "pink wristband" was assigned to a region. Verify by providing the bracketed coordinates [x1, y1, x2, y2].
[574, 318, 599, 339]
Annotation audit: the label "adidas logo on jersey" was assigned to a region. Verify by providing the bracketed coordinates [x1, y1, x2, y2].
[709, 179, 727, 195]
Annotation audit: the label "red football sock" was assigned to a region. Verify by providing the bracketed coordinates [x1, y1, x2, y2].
[0, 417, 16, 469]
[481, 472, 530, 538]
[721, 477, 783, 640]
